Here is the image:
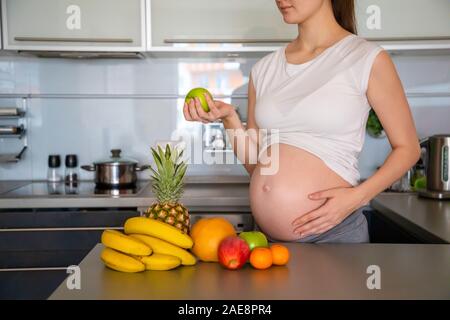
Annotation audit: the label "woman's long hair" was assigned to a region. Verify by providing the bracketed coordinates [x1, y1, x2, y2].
[332, 0, 357, 34]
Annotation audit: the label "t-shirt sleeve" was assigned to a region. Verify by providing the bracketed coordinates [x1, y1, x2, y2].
[249, 50, 279, 96]
[250, 63, 259, 93]
[360, 44, 384, 94]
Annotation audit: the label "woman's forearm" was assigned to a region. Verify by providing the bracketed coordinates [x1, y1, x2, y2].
[356, 144, 421, 206]
[222, 109, 259, 175]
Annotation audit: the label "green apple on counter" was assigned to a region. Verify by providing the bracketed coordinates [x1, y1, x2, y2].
[239, 231, 269, 251]
[185, 88, 213, 112]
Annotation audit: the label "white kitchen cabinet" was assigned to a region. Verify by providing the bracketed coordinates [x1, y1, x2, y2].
[1, 0, 147, 51]
[356, 0, 450, 40]
[148, 0, 298, 52]
[148, 0, 450, 53]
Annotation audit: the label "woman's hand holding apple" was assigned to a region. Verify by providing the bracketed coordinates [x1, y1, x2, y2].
[183, 92, 236, 124]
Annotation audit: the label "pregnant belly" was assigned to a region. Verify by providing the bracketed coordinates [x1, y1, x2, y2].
[250, 144, 351, 241]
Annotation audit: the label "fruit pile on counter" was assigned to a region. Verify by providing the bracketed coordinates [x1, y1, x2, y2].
[100, 144, 289, 272]
[100, 216, 289, 272]
[101, 217, 195, 271]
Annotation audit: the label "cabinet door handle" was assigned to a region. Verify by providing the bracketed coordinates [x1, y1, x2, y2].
[367, 36, 450, 41]
[14, 36, 133, 43]
[0, 267, 70, 272]
[164, 38, 291, 44]
[164, 36, 450, 44]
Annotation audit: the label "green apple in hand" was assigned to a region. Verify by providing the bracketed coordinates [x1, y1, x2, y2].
[239, 231, 269, 251]
[185, 88, 213, 112]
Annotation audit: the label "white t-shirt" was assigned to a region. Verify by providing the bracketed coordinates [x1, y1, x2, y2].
[251, 34, 383, 186]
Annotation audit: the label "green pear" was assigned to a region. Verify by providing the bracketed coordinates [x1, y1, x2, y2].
[239, 231, 269, 251]
[185, 88, 213, 112]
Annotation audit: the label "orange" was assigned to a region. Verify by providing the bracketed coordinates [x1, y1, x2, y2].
[270, 244, 290, 266]
[190, 218, 236, 262]
[249, 247, 273, 270]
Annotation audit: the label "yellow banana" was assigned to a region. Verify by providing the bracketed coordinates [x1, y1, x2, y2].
[101, 247, 145, 273]
[131, 234, 197, 266]
[101, 229, 152, 256]
[124, 217, 193, 249]
[140, 254, 181, 271]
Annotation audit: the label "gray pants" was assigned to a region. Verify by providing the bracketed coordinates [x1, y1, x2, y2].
[257, 209, 370, 244]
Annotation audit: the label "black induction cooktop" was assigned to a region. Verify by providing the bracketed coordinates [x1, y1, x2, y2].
[0, 181, 150, 198]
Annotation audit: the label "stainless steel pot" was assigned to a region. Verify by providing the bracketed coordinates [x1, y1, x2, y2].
[81, 149, 150, 187]
[420, 135, 450, 192]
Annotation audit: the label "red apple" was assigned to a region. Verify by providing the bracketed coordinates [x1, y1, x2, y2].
[218, 236, 250, 270]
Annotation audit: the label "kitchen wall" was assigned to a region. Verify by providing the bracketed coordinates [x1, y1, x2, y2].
[0, 50, 449, 181]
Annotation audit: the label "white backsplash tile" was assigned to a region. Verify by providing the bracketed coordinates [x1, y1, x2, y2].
[0, 51, 449, 181]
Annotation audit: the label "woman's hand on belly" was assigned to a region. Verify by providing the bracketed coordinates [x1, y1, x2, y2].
[292, 186, 366, 238]
[250, 144, 359, 241]
[250, 177, 327, 241]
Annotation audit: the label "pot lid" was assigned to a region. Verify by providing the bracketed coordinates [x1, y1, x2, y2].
[94, 149, 138, 165]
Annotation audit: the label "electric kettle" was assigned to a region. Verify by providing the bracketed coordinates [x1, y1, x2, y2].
[419, 134, 450, 199]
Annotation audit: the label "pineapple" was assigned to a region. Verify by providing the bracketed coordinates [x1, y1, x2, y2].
[145, 144, 190, 233]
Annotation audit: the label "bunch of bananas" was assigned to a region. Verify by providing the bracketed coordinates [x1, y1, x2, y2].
[100, 217, 196, 272]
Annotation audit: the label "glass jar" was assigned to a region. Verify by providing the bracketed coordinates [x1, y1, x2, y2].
[65, 154, 79, 186]
[47, 155, 62, 182]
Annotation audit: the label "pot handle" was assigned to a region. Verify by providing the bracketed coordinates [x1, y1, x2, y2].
[419, 137, 429, 149]
[81, 165, 96, 172]
[135, 165, 151, 172]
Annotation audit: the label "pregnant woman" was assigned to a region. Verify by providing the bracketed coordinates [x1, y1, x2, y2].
[183, 0, 420, 243]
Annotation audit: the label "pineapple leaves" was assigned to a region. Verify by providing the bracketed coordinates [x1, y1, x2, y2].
[165, 144, 171, 158]
[149, 144, 187, 203]
[151, 146, 162, 163]
[151, 147, 164, 175]
[175, 164, 187, 186]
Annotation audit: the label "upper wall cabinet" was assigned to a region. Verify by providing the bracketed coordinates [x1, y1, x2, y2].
[147, 0, 450, 53]
[1, 0, 147, 51]
[148, 0, 298, 51]
[356, 0, 450, 40]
